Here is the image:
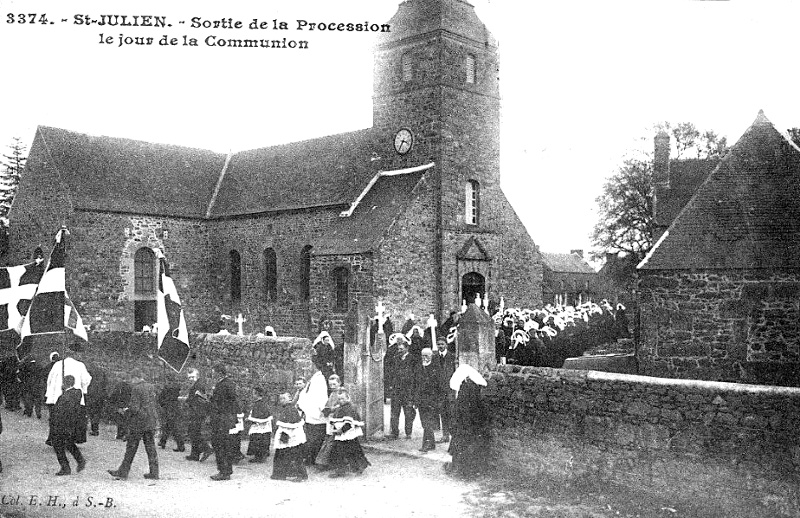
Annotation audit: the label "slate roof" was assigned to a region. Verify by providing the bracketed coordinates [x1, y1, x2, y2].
[541, 252, 596, 274]
[655, 158, 720, 228]
[639, 111, 800, 270]
[208, 129, 378, 218]
[313, 167, 429, 255]
[25, 125, 427, 255]
[35, 126, 225, 218]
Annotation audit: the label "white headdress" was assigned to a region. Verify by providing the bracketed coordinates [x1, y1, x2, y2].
[449, 364, 487, 392]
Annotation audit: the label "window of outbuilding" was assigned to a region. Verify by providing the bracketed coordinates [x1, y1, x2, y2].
[264, 247, 277, 302]
[332, 267, 349, 312]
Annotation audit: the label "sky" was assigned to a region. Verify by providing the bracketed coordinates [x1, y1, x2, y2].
[1, 0, 799, 265]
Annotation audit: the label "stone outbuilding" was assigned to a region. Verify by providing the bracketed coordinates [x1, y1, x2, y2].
[637, 111, 800, 385]
[541, 250, 599, 306]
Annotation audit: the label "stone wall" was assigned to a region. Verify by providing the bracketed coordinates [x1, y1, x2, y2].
[487, 365, 800, 514]
[639, 269, 800, 384]
[207, 209, 341, 339]
[69, 331, 312, 407]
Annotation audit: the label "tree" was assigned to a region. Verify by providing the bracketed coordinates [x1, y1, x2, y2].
[788, 128, 800, 147]
[590, 157, 654, 263]
[654, 121, 728, 159]
[0, 137, 27, 218]
[592, 122, 727, 263]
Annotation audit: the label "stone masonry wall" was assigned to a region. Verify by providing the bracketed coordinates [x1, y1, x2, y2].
[308, 253, 374, 347]
[487, 366, 800, 514]
[207, 208, 341, 339]
[639, 269, 800, 385]
[73, 331, 312, 409]
[374, 176, 437, 321]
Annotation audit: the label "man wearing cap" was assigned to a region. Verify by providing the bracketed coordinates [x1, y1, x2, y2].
[208, 364, 238, 481]
[388, 338, 416, 440]
[108, 369, 160, 480]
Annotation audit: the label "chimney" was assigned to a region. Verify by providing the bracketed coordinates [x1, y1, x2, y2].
[654, 130, 670, 188]
[570, 249, 584, 259]
[653, 130, 671, 240]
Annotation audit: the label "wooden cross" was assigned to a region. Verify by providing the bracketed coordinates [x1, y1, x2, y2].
[375, 300, 387, 329]
[235, 313, 246, 336]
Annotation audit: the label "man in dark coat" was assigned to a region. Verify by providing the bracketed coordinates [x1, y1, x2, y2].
[107, 376, 132, 440]
[436, 342, 457, 443]
[388, 339, 416, 440]
[415, 348, 443, 452]
[209, 363, 238, 481]
[0, 355, 21, 411]
[157, 373, 185, 452]
[184, 368, 210, 461]
[108, 369, 160, 480]
[85, 362, 108, 436]
[50, 375, 86, 476]
[18, 358, 47, 419]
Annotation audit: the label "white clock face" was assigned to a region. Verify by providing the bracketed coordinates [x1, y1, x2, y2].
[394, 129, 413, 155]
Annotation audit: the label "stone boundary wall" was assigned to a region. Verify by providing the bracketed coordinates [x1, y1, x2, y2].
[66, 332, 313, 406]
[486, 365, 800, 514]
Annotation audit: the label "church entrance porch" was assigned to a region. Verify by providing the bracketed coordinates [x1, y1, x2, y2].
[461, 272, 485, 305]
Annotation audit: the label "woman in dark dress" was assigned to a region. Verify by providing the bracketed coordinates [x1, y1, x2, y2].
[446, 365, 490, 479]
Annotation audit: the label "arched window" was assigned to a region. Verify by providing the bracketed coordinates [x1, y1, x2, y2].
[264, 247, 277, 302]
[133, 247, 157, 331]
[465, 180, 480, 225]
[461, 272, 485, 306]
[332, 267, 349, 312]
[465, 54, 476, 84]
[300, 245, 312, 301]
[401, 52, 412, 82]
[230, 250, 241, 302]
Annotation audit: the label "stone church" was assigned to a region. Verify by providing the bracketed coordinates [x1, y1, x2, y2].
[6, 0, 542, 340]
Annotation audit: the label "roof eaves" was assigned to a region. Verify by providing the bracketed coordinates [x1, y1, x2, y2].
[339, 162, 435, 218]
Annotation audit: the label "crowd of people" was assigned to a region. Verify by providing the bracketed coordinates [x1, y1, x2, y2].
[0, 305, 512, 483]
[492, 300, 631, 368]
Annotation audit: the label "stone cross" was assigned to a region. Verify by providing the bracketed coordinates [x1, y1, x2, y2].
[427, 314, 438, 351]
[375, 300, 387, 329]
[235, 313, 246, 336]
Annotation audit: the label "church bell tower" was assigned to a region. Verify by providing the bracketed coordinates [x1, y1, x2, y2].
[372, 0, 502, 316]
